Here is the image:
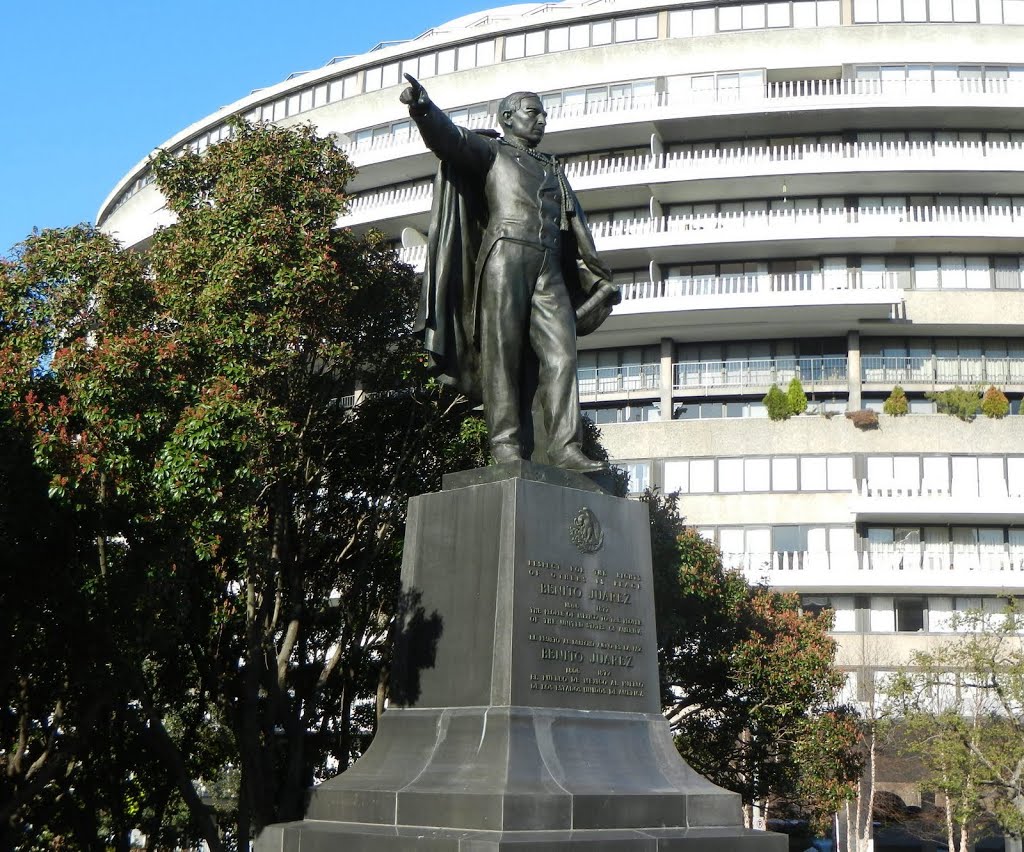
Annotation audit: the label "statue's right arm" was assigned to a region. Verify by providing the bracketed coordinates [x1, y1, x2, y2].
[400, 74, 493, 174]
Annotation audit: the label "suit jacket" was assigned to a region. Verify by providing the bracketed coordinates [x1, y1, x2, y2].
[410, 101, 619, 402]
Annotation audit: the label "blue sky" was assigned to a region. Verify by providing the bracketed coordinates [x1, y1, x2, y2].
[0, 0, 490, 257]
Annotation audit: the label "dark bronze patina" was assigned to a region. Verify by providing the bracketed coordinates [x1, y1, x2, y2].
[401, 75, 620, 472]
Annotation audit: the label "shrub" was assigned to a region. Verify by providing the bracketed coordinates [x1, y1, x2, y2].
[882, 386, 909, 417]
[786, 376, 808, 415]
[926, 386, 982, 421]
[982, 385, 1010, 419]
[845, 409, 879, 430]
[763, 385, 792, 421]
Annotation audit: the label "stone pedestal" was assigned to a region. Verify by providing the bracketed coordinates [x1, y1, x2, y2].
[256, 463, 785, 851]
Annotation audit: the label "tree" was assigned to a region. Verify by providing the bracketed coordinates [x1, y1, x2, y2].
[647, 491, 860, 832]
[886, 602, 1024, 852]
[0, 120, 482, 848]
[786, 376, 808, 415]
[927, 386, 983, 421]
[883, 386, 909, 417]
[982, 385, 1010, 419]
[838, 641, 902, 852]
[763, 384, 792, 420]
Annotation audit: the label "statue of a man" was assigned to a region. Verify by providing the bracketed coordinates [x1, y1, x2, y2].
[401, 74, 620, 473]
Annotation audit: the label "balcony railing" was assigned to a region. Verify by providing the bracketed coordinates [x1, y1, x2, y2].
[566, 138, 1024, 181]
[345, 138, 1024, 225]
[399, 244, 427, 267]
[862, 545, 1024, 573]
[588, 204, 1024, 242]
[862, 356, 1024, 386]
[396, 206, 1024, 271]
[620, 271, 900, 301]
[345, 181, 432, 217]
[729, 548, 1024, 589]
[673, 356, 848, 391]
[341, 79, 1024, 158]
[850, 482, 1024, 522]
[853, 482, 1024, 500]
[577, 364, 660, 396]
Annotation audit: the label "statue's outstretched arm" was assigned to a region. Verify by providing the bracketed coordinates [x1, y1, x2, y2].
[400, 74, 493, 173]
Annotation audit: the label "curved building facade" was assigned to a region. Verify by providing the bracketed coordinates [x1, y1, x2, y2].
[101, 0, 1024, 802]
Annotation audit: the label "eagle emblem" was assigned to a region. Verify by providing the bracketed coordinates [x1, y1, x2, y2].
[569, 507, 604, 554]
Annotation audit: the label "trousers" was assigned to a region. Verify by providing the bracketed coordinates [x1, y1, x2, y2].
[478, 239, 580, 458]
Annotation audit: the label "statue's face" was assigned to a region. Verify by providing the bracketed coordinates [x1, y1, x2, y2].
[502, 95, 547, 148]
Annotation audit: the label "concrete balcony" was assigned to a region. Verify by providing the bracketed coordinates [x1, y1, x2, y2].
[732, 549, 1024, 593]
[622, 271, 901, 302]
[587, 204, 1024, 267]
[673, 355, 848, 395]
[861, 355, 1024, 390]
[341, 181, 433, 228]
[604, 272, 902, 345]
[382, 201, 1024, 276]
[850, 482, 1024, 523]
[567, 138, 1024, 202]
[390, 260, 903, 344]
[342, 80, 1024, 172]
[570, 352, 1024, 407]
[578, 364, 661, 403]
[341, 138, 1024, 228]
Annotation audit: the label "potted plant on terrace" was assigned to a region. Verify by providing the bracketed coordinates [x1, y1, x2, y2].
[883, 385, 908, 417]
[981, 385, 1010, 419]
[926, 386, 982, 421]
[763, 384, 792, 421]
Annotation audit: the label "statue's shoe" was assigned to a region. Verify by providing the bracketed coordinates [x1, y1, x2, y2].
[550, 447, 607, 473]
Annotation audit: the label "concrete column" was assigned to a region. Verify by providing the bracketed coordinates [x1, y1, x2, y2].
[657, 9, 670, 39]
[847, 330, 862, 411]
[660, 337, 674, 422]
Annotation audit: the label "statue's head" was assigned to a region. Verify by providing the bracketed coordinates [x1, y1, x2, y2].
[499, 91, 546, 148]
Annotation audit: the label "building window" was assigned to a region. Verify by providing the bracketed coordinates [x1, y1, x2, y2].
[582, 403, 659, 424]
[668, 69, 765, 103]
[802, 595, 831, 616]
[542, 79, 656, 112]
[895, 597, 927, 632]
[669, 2, 838, 35]
[801, 592, 857, 629]
[854, 0, 985, 21]
[618, 462, 650, 493]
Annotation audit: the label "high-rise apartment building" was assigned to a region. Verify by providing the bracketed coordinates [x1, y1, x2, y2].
[99, 0, 1024, 806]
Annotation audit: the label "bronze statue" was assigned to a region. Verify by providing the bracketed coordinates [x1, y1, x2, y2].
[402, 75, 620, 473]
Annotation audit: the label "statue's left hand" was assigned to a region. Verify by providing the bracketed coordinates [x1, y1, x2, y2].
[574, 281, 620, 336]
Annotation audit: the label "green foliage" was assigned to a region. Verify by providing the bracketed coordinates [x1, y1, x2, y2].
[646, 490, 860, 828]
[763, 384, 792, 421]
[0, 121, 484, 848]
[982, 385, 1010, 419]
[580, 415, 629, 496]
[786, 376, 808, 415]
[883, 385, 909, 417]
[927, 385, 983, 421]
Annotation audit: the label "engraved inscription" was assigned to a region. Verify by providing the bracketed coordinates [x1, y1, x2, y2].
[524, 550, 649, 700]
[589, 588, 631, 605]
